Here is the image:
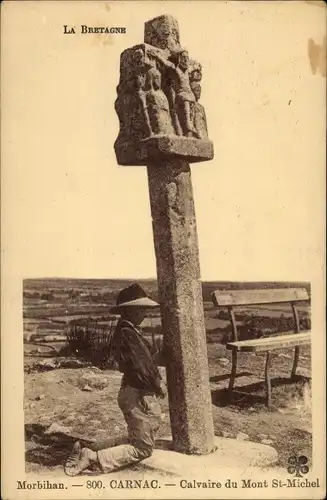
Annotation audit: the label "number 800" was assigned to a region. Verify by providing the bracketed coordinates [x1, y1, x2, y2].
[86, 480, 103, 489]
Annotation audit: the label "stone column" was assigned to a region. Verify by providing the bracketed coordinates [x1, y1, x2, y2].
[147, 159, 214, 454]
[114, 15, 215, 454]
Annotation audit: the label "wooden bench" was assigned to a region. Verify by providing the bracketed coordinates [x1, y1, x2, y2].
[211, 288, 311, 407]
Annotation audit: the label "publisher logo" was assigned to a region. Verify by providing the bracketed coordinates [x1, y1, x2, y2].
[287, 455, 309, 478]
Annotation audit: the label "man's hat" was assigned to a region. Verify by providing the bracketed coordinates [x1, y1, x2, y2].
[110, 283, 159, 314]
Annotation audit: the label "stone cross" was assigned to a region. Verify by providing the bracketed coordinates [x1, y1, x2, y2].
[114, 15, 215, 454]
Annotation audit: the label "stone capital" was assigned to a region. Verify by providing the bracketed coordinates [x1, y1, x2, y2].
[115, 136, 214, 166]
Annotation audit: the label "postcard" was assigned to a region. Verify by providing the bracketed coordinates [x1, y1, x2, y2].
[1, 1, 326, 499]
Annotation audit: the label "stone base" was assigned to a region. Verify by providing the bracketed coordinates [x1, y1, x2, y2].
[28, 437, 279, 484]
[114, 135, 214, 166]
[131, 437, 279, 477]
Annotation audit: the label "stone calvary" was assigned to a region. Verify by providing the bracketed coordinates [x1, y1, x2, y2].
[114, 15, 213, 166]
[114, 15, 215, 455]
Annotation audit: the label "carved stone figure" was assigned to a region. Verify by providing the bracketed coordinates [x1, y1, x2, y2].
[191, 82, 208, 139]
[114, 81, 134, 144]
[146, 67, 174, 136]
[129, 49, 154, 139]
[149, 47, 197, 138]
[115, 49, 155, 143]
[134, 72, 152, 138]
[189, 61, 202, 83]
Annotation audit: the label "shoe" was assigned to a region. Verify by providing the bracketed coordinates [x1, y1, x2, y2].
[64, 441, 94, 476]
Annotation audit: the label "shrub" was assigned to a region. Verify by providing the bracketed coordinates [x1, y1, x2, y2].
[66, 318, 118, 368]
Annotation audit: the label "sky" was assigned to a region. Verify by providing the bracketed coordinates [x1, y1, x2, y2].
[2, 1, 325, 281]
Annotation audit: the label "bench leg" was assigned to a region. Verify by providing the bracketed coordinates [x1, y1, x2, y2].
[265, 351, 272, 408]
[291, 346, 300, 379]
[228, 349, 238, 399]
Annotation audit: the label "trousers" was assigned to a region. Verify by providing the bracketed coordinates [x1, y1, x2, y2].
[95, 385, 161, 473]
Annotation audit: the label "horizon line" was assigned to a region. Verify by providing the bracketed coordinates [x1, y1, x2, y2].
[23, 277, 310, 284]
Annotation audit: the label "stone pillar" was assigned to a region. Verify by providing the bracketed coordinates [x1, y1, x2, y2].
[114, 15, 215, 454]
[147, 159, 214, 454]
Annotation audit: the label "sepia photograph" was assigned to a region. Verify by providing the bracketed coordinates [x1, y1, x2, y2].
[1, 1, 325, 499]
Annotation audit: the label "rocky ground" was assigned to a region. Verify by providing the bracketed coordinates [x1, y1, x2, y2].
[24, 343, 312, 475]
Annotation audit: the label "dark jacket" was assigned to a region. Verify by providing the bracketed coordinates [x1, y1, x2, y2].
[112, 319, 163, 396]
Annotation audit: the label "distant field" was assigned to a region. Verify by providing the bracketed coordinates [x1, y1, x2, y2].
[24, 278, 311, 301]
[23, 279, 311, 346]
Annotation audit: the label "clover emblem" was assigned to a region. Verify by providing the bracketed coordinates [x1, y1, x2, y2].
[287, 455, 309, 477]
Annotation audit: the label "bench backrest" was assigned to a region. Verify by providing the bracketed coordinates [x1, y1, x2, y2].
[211, 287, 310, 342]
[211, 288, 309, 308]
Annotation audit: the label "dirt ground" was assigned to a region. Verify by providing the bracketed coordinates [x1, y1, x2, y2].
[25, 343, 312, 475]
